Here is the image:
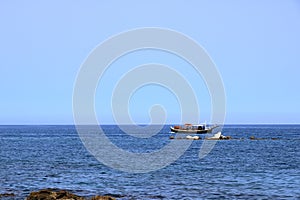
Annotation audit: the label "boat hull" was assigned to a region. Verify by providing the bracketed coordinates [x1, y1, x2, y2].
[170, 126, 212, 134]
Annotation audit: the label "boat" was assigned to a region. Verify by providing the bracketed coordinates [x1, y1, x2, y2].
[170, 123, 217, 134]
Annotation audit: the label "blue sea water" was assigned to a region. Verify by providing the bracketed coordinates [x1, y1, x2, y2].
[0, 125, 300, 199]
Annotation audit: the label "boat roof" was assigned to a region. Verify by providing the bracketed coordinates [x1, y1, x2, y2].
[184, 124, 205, 126]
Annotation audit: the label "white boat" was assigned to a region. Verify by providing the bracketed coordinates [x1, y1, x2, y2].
[170, 123, 217, 134]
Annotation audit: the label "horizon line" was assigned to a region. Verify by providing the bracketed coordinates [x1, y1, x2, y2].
[0, 123, 300, 126]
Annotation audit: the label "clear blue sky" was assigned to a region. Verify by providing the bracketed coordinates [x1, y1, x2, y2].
[0, 1, 300, 124]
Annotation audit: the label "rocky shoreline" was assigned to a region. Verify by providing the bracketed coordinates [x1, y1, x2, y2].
[1, 189, 116, 200]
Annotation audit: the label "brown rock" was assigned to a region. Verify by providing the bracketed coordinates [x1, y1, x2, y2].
[250, 136, 255, 140]
[0, 193, 15, 197]
[27, 189, 84, 200]
[26, 189, 116, 200]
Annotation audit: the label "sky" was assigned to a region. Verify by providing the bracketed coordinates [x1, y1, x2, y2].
[0, 0, 300, 124]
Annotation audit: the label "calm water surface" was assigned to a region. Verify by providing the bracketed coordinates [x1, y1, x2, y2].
[0, 125, 299, 199]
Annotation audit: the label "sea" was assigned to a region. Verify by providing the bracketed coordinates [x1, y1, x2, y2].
[0, 125, 299, 199]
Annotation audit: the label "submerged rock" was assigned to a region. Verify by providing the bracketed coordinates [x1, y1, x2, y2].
[0, 193, 15, 197]
[271, 137, 279, 140]
[26, 189, 115, 200]
[249, 136, 268, 140]
[219, 135, 232, 140]
[250, 136, 256, 140]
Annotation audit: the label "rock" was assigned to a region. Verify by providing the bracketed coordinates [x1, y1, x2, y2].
[219, 135, 231, 140]
[27, 189, 84, 200]
[250, 136, 255, 140]
[193, 136, 200, 140]
[186, 135, 193, 139]
[186, 135, 200, 140]
[0, 193, 15, 197]
[221, 136, 231, 140]
[169, 136, 175, 139]
[249, 136, 267, 140]
[26, 189, 116, 200]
